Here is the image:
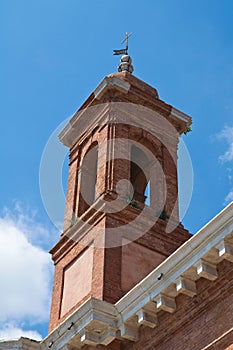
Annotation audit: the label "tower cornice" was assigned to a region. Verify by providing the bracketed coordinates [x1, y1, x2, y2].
[59, 72, 191, 148]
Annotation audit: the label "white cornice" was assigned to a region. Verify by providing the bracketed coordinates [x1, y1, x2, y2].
[93, 76, 130, 99]
[170, 106, 192, 125]
[59, 75, 192, 148]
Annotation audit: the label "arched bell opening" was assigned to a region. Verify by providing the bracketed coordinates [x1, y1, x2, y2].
[78, 142, 98, 216]
[130, 145, 151, 206]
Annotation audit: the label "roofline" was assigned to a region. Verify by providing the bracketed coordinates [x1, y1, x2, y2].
[59, 75, 192, 148]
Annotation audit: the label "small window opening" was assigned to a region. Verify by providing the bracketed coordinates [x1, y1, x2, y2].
[144, 180, 151, 206]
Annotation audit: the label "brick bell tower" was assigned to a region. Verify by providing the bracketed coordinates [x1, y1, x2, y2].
[49, 51, 192, 332]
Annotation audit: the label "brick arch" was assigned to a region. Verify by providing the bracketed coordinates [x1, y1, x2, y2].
[128, 132, 164, 211]
[128, 126, 163, 160]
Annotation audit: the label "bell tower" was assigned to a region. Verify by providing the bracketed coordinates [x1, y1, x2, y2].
[48, 54, 192, 332]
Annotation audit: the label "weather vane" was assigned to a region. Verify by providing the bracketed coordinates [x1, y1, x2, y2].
[113, 32, 133, 55]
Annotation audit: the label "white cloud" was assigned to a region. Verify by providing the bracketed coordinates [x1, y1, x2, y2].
[215, 126, 233, 205]
[0, 324, 42, 341]
[0, 204, 54, 341]
[1, 201, 59, 249]
[224, 190, 233, 204]
[217, 126, 233, 163]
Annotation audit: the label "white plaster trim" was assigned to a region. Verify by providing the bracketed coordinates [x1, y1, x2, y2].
[170, 107, 192, 125]
[93, 76, 130, 99]
[58, 103, 110, 147]
[41, 299, 117, 350]
[59, 83, 191, 148]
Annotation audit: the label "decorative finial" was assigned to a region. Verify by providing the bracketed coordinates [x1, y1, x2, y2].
[113, 32, 133, 56]
[113, 32, 134, 74]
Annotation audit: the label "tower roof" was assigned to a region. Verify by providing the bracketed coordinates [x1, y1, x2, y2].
[59, 71, 192, 148]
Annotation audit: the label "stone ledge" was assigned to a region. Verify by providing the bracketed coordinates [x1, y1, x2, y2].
[0, 338, 40, 350]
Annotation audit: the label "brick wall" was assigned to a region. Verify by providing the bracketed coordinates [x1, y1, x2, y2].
[121, 259, 233, 350]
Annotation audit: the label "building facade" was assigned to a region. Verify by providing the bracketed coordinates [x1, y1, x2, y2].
[1, 56, 233, 350]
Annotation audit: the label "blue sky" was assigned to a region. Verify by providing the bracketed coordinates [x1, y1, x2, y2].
[1, 0, 233, 341]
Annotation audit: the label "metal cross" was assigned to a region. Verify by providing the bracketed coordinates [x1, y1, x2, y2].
[113, 32, 133, 55]
[121, 32, 133, 53]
